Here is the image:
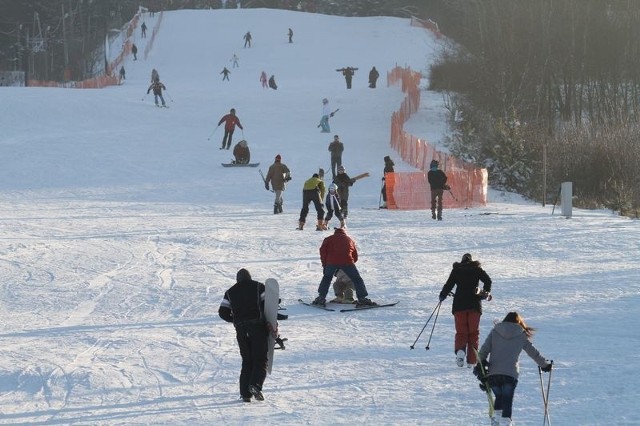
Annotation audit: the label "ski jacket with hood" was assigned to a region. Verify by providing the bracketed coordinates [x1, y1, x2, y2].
[439, 260, 492, 314]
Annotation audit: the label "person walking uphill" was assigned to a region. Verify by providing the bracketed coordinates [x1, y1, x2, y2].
[478, 312, 553, 425]
[439, 253, 492, 368]
[427, 159, 448, 220]
[311, 227, 377, 308]
[264, 154, 292, 214]
[328, 135, 344, 179]
[217, 108, 243, 150]
[297, 170, 326, 231]
[219, 268, 272, 402]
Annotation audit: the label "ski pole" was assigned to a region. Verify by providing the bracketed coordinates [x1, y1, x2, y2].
[538, 361, 553, 426]
[410, 299, 443, 349]
[207, 126, 219, 141]
[424, 299, 443, 350]
[141, 93, 148, 102]
[165, 91, 174, 102]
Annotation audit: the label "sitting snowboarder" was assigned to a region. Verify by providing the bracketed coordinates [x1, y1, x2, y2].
[330, 269, 355, 304]
[268, 75, 278, 90]
[233, 140, 250, 164]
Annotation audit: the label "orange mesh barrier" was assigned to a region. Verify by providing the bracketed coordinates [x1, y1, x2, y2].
[386, 65, 488, 209]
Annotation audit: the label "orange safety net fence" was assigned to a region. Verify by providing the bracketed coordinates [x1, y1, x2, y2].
[384, 65, 488, 210]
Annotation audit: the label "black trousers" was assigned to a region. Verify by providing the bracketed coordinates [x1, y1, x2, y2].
[222, 129, 235, 149]
[299, 189, 324, 223]
[235, 322, 268, 398]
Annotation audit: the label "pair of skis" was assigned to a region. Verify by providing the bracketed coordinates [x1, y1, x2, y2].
[299, 299, 398, 312]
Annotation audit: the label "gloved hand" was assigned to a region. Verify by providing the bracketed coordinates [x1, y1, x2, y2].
[285, 176, 292, 182]
[264, 182, 269, 191]
[439, 294, 446, 302]
[330, 112, 335, 117]
[541, 362, 553, 372]
[444, 184, 451, 190]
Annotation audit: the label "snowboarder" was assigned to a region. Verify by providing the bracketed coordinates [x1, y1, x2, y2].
[131, 43, 138, 61]
[233, 140, 250, 164]
[297, 169, 326, 231]
[141, 21, 147, 38]
[336, 67, 357, 89]
[328, 134, 344, 179]
[318, 98, 334, 133]
[311, 227, 376, 307]
[231, 54, 239, 68]
[368, 66, 379, 88]
[243, 31, 252, 48]
[288, 27, 293, 43]
[324, 183, 345, 229]
[217, 108, 243, 150]
[151, 68, 159, 83]
[380, 155, 395, 208]
[439, 253, 492, 368]
[268, 75, 278, 90]
[330, 269, 355, 304]
[146, 79, 167, 107]
[478, 311, 553, 425]
[427, 159, 448, 220]
[218, 268, 271, 402]
[119, 66, 126, 82]
[260, 71, 268, 88]
[264, 154, 292, 214]
[333, 165, 356, 219]
[221, 67, 231, 81]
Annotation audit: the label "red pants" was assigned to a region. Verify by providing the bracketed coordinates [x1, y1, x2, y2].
[454, 310, 481, 364]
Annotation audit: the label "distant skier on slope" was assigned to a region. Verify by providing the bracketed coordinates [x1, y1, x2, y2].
[217, 108, 243, 150]
[147, 79, 167, 107]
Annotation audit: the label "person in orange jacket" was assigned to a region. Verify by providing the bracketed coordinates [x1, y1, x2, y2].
[217, 108, 243, 150]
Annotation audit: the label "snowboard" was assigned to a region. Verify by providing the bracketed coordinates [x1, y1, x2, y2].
[264, 278, 280, 375]
[222, 162, 260, 167]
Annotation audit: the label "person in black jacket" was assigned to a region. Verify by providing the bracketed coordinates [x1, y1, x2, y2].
[439, 253, 492, 368]
[427, 159, 448, 220]
[380, 155, 394, 208]
[368, 66, 379, 88]
[219, 268, 270, 402]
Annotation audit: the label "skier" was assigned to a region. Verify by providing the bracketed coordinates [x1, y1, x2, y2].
[337, 67, 357, 89]
[478, 311, 553, 426]
[311, 227, 376, 307]
[233, 140, 250, 164]
[333, 165, 356, 219]
[268, 75, 278, 90]
[217, 108, 243, 150]
[118, 66, 126, 82]
[427, 159, 448, 220]
[297, 169, 326, 231]
[141, 21, 147, 38]
[146, 79, 167, 107]
[151, 68, 159, 83]
[243, 31, 252, 48]
[218, 268, 271, 402]
[260, 71, 268, 88]
[318, 98, 334, 133]
[131, 43, 138, 61]
[368, 66, 379, 88]
[330, 269, 355, 304]
[439, 253, 492, 368]
[288, 27, 293, 43]
[264, 154, 292, 214]
[380, 155, 395, 208]
[221, 66, 231, 81]
[328, 134, 344, 179]
[231, 54, 239, 68]
[324, 183, 345, 230]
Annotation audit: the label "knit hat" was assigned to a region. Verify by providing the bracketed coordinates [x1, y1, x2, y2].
[461, 253, 472, 263]
[275, 154, 281, 161]
[236, 268, 252, 282]
[318, 168, 325, 177]
[337, 165, 345, 173]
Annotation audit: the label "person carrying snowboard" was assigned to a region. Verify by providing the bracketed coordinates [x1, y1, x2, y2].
[233, 140, 250, 164]
[218, 268, 272, 402]
[318, 98, 334, 133]
[297, 169, 326, 231]
[439, 253, 492, 368]
[477, 311, 553, 426]
[264, 154, 291, 214]
[147, 79, 167, 107]
[217, 108, 243, 150]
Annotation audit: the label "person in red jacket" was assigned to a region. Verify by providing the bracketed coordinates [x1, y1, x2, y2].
[217, 108, 244, 150]
[311, 228, 376, 307]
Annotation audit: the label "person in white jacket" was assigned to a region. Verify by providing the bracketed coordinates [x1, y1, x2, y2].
[318, 98, 334, 133]
[477, 311, 553, 426]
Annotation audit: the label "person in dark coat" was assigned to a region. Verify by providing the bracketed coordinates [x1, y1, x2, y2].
[368, 66, 379, 88]
[221, 67, 231, 81]
[333, 165, 356, 219]
[141, 21, 147, 38]
[219, 268, 271, 402]
[147, 79, 166, 107]
[119, 66, 126, 82]
[312, 228, 376, 307]
[268, 75, 277, 90]
[439, 253, 492, 367]
[328, 134, 344, 179]
[337, 67, 357, 89]
[217, 108, 243, 150]
[131, 43, 138, 60]
[243, 31, 252, 48]
[323, 183, 344, 229]
[427, 159, 448, 220]
[478, 312, 553, 425]
[288, 27, 293, 43]
[233, 140, 250, 164]
[380, 155, 394, 208]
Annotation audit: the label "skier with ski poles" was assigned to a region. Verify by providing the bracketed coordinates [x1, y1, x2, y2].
[476, 311, 553, 426]
[217, 108, 243, 150]
[146, 79, 167, 107]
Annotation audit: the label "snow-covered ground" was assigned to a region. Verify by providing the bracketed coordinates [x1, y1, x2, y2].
[1, 8, 638, 425]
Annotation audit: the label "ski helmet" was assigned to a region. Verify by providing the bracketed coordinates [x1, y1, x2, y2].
[329, 183, 338, 192]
